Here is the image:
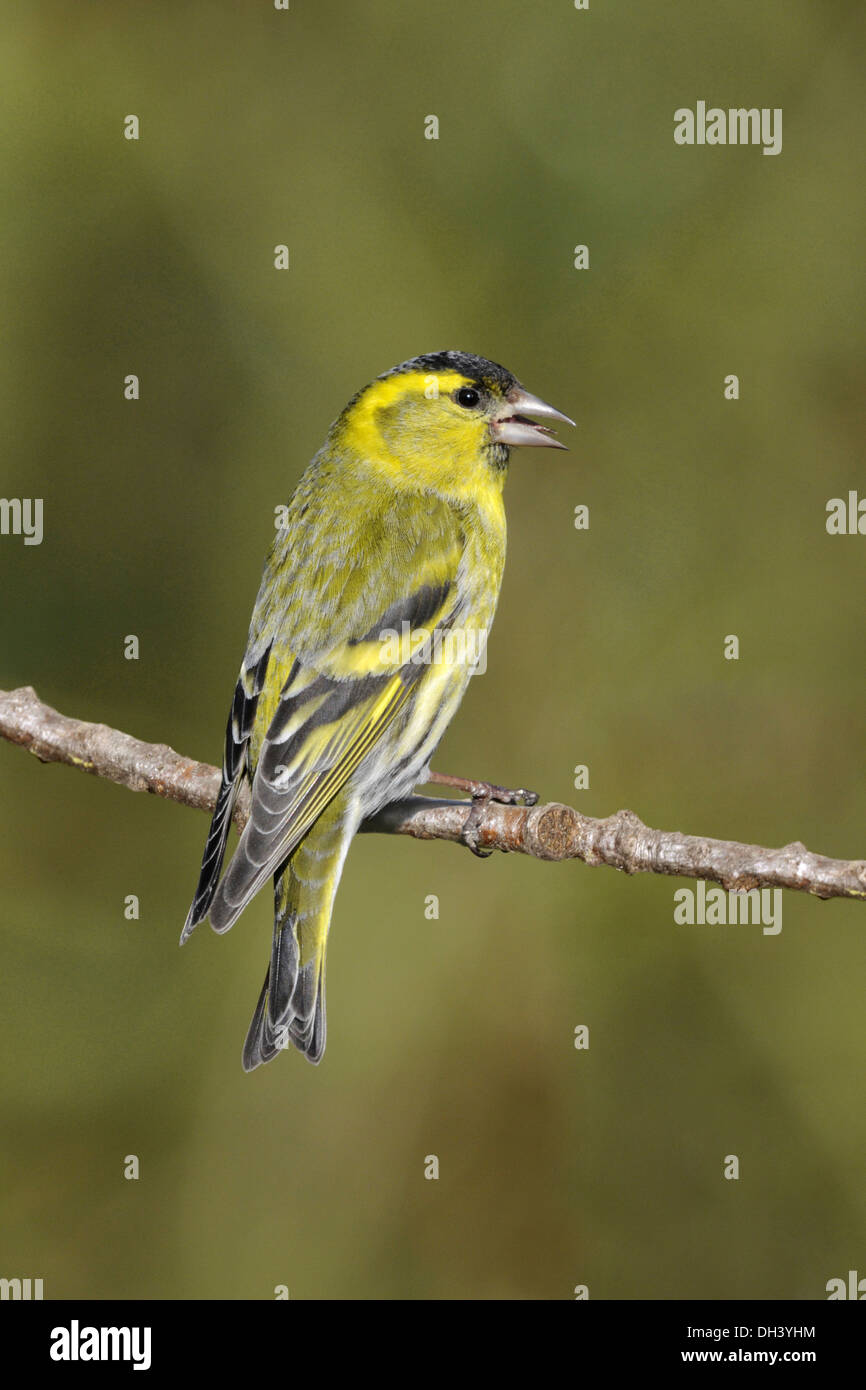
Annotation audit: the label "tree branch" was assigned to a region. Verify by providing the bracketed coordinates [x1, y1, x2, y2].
[1, 685, 864, 903]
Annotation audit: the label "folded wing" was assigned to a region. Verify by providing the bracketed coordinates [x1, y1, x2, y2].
[208, 578, 455, 934]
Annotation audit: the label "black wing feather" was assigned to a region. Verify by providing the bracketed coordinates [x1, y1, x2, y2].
[180, 644, 272, 942]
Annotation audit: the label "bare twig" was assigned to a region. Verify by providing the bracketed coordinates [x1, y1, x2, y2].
[1, 685, 864, 903]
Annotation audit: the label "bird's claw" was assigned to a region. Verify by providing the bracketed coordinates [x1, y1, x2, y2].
[458, 780, 539, 857]
[485, 783, 539, 807]
[461, 796, 494, 857]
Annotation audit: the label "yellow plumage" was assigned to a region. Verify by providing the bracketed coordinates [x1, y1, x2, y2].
[181, 350, 572, 1067]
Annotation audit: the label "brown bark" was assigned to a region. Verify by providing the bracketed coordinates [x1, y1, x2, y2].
[1, 685, 864, 903]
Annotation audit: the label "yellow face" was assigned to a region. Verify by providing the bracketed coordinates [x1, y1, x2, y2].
[332, 351, 573, 508]
[339, 368, 508, 503]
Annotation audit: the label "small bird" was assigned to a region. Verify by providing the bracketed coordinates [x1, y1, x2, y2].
[181, 350, 573, 1068]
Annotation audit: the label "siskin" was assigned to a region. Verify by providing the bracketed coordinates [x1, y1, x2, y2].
[181, 350, 573, 1068]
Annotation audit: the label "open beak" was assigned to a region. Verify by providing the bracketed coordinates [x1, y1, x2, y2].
[490, 384, 575, 451]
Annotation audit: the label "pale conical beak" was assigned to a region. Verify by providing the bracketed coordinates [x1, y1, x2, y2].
[491, 385, 576, 450]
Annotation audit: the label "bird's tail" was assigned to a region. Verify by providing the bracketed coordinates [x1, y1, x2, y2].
[242, 800, 356, 1070]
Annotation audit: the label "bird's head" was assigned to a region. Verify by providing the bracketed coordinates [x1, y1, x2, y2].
[335, 350, 574, 501]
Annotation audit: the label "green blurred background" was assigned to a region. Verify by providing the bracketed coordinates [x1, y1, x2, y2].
[1, 1, 864, 1300]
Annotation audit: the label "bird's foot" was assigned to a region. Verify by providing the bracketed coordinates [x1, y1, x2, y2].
[425, 771, 539, 857]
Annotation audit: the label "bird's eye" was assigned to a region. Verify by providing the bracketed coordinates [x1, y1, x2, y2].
[455, 386, 481, 409]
